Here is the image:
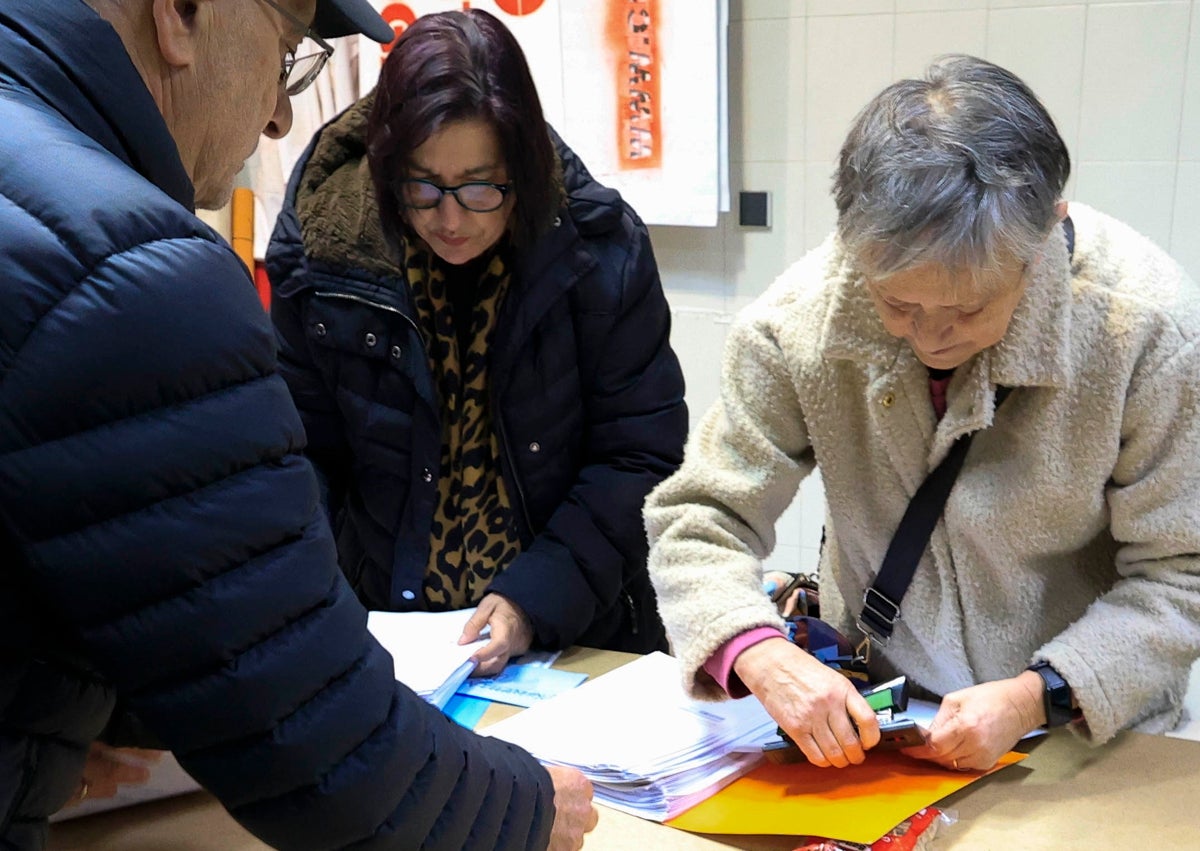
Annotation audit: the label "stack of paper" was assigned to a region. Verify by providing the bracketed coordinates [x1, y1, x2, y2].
[367, 608, 487, 708]
[482, 651, 776, 821]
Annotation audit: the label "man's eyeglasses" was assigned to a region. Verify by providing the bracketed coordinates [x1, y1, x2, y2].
[397, 179, 513, 213]
[257, 0, 335, 96]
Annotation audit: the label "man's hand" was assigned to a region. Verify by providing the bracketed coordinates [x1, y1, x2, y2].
[459, 594, 535, 676]
[62, 743, 164, 809]
[545, 764, 598, 851]
[902, 672, 1044, 771]
[734, 637, 878, 767]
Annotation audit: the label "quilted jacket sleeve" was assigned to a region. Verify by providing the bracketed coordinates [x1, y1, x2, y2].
[487, 216, 688, 650]
[0, 234, 554, 850]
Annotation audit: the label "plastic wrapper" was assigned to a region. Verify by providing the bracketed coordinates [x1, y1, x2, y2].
[792, 806, 956, 851]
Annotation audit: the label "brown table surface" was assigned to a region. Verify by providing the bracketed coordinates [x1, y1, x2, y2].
[49, 647, 1200, 850]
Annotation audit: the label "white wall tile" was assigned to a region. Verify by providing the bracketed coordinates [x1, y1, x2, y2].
[783, 18, 809, 163]
[893, 11, 988, 79]
[649, 223, 724, 257]
[648, 223, 729, 309]
[1169, 161, 1200, 281]
[664, 287, 731, 317]
[734, 0, 805, 19]
[896, 0, 987, 14]
[776, 493, 806, 549]
[991, 0, 1165, 5]
[988, 0, 1063, 7]
[1179, 3, 1200, 160]
[764, 543, 805, 574]
[806, 15, 895, 162]
[730, 19, 806, 163]
[668, 309, 732, 429]
[804, 160, 838, 253]
[986, 6, 1087, 158]
[797, 546, 821, 574]
[1073, 161, 1178, 250]
[726, 161, 806, 300]
[1078, 2, 1191, 162]
[797, 470, 827, 551]
[809, 0, 895, 14]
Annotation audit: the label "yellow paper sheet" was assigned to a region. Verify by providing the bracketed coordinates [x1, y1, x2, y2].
[666, 750, 1026, 844]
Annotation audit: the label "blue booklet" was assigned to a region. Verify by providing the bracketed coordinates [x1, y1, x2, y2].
[456, 664, 588, 708]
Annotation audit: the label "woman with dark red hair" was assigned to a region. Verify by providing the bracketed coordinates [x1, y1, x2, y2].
[267, 9, 686, 677]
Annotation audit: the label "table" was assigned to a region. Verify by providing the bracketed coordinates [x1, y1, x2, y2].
[48, 647, 1200, 850]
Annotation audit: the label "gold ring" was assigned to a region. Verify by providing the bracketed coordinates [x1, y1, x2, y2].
[79, 780, 90, 802]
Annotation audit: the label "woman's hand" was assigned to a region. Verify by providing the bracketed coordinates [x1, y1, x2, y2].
[734, 637, 879, 767]
[902, 672, 1045, 771]
[459, 594, 535, 677]
[62, 743, 164, 808]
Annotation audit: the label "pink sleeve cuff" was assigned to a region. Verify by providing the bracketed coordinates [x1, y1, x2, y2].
[703, 627, 788, 698]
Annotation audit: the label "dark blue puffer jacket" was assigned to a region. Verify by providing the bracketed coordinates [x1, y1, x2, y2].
[267, 96, 687, 654]
[0, 2, 553, 849]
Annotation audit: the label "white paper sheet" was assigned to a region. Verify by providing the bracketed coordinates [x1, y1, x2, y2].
[367, 608, 488, 699]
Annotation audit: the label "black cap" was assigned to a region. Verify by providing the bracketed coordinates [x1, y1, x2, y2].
[312, 0, 395, 44]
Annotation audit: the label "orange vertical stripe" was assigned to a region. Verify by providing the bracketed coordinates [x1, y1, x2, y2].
[230, 187, 255, 275]
[607, 0, 662, 170]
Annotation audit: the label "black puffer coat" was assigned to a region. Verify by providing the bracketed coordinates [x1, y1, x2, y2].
[0, 2, 553, 848]
[267, 96, 686, 653]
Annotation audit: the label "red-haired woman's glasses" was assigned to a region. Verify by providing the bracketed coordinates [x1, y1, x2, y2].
[397, 179, 513, 213]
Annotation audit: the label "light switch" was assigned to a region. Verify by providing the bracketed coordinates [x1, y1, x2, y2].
[739, 191, 771, 228]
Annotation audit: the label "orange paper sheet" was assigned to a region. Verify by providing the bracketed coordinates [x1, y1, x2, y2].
[666, 750, 1026, 844]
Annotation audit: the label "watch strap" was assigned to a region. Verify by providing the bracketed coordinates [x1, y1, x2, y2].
[1028, 661, 1074, 727]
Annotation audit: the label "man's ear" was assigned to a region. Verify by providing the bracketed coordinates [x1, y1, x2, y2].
[152, 0, 201, 68]
[1054, 199, 1069, 224]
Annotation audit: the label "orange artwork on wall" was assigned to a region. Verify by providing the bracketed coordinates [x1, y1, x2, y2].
[494, 0, 545, 13]
[607, 0, 661, 170]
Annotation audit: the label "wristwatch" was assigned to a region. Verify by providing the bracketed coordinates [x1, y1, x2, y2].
[1028, 661, 1075, 727]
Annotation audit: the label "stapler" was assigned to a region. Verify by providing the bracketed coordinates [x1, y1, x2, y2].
[761, 676, 927, 764]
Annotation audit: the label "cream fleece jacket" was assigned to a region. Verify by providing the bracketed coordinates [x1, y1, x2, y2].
[645, 204, 1200, 744]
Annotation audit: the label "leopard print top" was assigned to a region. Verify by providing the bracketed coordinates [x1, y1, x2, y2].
[404, 238, 523, 610]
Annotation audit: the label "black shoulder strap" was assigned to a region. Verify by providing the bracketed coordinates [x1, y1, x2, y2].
[858, 386, 1013, 644]
[1063, 215, 1075, 260]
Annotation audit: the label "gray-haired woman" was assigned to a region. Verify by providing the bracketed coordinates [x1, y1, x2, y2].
[646, 55, 1200, 773]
